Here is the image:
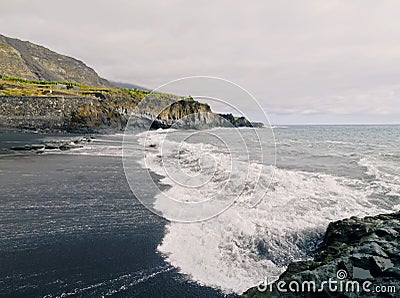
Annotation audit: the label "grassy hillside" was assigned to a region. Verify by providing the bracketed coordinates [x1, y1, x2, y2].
[0, 34, 110, 86]
[0, 74, 217, 131]
[0, 73, 150, 105]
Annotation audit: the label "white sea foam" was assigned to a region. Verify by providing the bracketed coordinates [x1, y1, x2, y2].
[137, 129, 397, 293]
[57, 129, 398, 293]
[157, 170, 389, 293]
[135, 128, 276, 221]
[359, 156, 400, 198]
[48, 135, 141, 157]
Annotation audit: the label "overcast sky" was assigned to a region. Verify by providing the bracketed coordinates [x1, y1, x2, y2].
[1, 0, 400, 124]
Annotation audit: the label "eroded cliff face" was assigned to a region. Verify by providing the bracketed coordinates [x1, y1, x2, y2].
[0, 93, 136, 132]
[0, 75, 260, 131]
[0, 95, 250, 132]
[152, 100, 236, 129]
[158, 100, 212, 120]
[0, 34, 261, 131]
[0, 96, 95, 130]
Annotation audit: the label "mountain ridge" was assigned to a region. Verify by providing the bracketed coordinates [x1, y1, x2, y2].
[0, 34, 110, 86]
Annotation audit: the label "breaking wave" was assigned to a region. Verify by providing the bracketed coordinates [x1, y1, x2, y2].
[137, 129, 398, 293]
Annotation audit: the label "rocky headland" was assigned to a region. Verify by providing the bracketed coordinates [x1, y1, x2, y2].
[241, 211, 400, 297]
[0, 89, 262, 132]
[0, 34, 262, 132]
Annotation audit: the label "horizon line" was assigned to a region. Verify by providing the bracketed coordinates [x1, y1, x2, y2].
[269, 123, 400, 126]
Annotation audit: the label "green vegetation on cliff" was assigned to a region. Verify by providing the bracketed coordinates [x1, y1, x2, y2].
[0, 33, 110, 86]
[0, 74, 220, 131]
[0, 33, 260, 131]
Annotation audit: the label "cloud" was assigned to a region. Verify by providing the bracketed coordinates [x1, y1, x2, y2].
[1, 0, 400, 123]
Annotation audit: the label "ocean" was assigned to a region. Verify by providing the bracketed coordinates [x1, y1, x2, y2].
[0, 125, 399, 296]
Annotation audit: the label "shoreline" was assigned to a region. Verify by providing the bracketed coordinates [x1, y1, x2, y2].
[1, 128, 399, 296]
[0, 130, 232, 297]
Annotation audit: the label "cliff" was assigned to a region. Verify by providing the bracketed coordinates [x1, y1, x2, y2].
[0, 73, 262, 132]
[0, 34, 110, 86]
[0, 84, 256, 133]
[241, 212, 400, 297]
[0, 34, 261, 131]
[0, 96, 96, 130]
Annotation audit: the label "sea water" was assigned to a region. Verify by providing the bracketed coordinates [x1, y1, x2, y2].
[135, 125, 400, 293]
[0, 125, 399, 296]
[0, 130, 231, 297]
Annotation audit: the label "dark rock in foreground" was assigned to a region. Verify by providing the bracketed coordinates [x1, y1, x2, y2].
[241, 212, 400, 297]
